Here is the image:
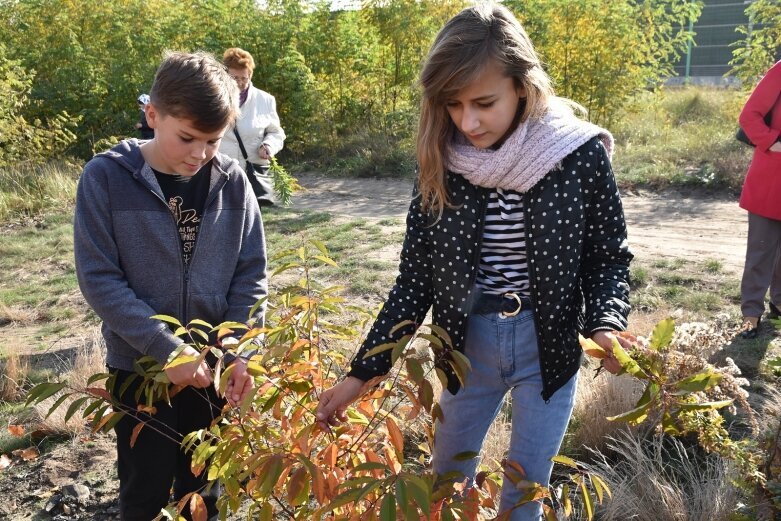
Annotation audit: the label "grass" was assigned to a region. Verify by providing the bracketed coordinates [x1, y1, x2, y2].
[613, 87, 752, 191]
[262, 207, 404, 297]
[0, 161, 80, 222]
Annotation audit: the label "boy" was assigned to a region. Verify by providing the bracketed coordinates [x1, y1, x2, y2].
[74, 51, 267, 520]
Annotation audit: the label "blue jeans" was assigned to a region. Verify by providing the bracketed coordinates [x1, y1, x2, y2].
[432, 309, 578, 520]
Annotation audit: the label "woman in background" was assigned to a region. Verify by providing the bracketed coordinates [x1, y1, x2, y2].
[738, 60, 781, 339]
[219, 47, 286, 205]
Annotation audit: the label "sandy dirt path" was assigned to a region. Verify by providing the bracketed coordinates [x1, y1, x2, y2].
[291, 173, 747, 275]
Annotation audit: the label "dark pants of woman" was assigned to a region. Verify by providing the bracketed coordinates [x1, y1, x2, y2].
[110, 368, 225, 521]
[741, 212, 781, 319]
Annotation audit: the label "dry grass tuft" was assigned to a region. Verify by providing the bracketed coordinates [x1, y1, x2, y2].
[0, 345, 30, 401]
[569, 362, 644, 454]
[34, 329, 107, 435]
[0, 303, 37, 326]
[580, 431, 739, 521]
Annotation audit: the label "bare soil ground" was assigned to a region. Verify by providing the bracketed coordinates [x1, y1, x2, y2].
[0, 173, 750, 519]
[292, 173, 747, 274]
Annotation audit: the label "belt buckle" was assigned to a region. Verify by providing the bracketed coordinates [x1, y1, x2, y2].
[500, 292, 522, 318]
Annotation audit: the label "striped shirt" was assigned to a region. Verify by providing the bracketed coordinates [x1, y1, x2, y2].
[475, 189, 530, 296]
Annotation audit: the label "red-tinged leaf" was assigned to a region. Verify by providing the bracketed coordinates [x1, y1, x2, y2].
[7, 425, 24, 437]
[0, 454, 11, 470]
[190, 493, 207, 521]
[129, 423, 144, 448]
[287, 467, 309, 506]
[85, 387, 111, 400]
[503, 459, 526, 483]
[385, 416, 404, 457]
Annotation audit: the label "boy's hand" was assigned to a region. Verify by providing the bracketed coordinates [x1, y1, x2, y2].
[225, 358, 254, 406]
[165, 346, 213, 388]
[315, 376, 364, 431]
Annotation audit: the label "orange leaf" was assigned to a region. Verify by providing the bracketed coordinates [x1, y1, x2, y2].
[16, 447, 40, 461]
[7, 425, 24, 437]
[287, 467, 308, 506]
[137, 404, 157, 415]
[85, 387, 111, 400]
[190, 493, 207, 521]
[0, 454, 11, 470]
[385, 417, 404, 457]
[129, 423, 144, 448]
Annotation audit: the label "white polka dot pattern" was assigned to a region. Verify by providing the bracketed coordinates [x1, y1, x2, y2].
[348, 137, 632, 401]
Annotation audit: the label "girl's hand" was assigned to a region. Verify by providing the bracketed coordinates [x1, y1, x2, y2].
[590, 331, 627, 375]
[315, 376, 364, 431]
[258, 143, 271, 160]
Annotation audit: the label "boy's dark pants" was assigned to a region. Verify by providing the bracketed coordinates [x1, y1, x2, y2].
[111, 369, 225, 521]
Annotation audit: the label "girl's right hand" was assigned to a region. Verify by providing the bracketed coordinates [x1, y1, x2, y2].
[315, 376, 364, 431]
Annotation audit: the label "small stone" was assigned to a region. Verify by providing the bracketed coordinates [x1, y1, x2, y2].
[44, 494, 62, 513]
[62, 503, 73, 515]
[61, 483, 90, 503]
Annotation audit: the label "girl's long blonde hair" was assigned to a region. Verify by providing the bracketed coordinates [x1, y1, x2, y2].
[417, 3, 554, 214]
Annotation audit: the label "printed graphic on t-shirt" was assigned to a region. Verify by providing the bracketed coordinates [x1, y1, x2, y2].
[166, 195, 201, 265]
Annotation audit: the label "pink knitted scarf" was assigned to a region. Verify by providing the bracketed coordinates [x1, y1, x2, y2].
[445, 103, 614, 193]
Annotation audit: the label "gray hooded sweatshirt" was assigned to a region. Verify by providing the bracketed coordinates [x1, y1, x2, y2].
[74, 139, 267, 371]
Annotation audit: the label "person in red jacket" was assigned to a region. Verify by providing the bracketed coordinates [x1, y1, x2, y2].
[738, 60, 781, 339]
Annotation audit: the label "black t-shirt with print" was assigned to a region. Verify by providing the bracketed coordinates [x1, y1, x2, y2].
[153, 163, 210, 265]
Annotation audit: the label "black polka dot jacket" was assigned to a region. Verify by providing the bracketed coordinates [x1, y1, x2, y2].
[347, 137, 632, 401]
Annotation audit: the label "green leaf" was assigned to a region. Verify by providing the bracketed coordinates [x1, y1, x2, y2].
[86, 373, 111, 385]
[606, 399, 652, 424]
[150, 314, 182, 327]
[25, 381, 67, 406]
[63, 396, 90, 423]
[580, 478, 593, 519]
[610, 338, 646, 378]
[405, 358, 424, 384]
[649, 318, 675, 351]
[404, 475, 431, 516]
[677, 398, 733, 411]
[164, 355, 197, 370]
[452, 451, 479, 461]
[363, 342, 396, 358]
[44, 392, 73, 419]
[673, 370, 722, 394]
[551, 455, 578, 469]
[380, 492, 396, 521]
[391, 340, 406, 365]
[310, 239, 329, 256]
[390, 320, 416, 335]
[313, 254, 338, 267]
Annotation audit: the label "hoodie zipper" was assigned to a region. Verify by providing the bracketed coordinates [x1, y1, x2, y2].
[139, 170, 227, 324]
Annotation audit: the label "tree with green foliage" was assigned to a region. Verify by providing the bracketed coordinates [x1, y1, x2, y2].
[506, 0, 702, 125]
[0, 43, 77, 167]
[730, 0, 781, 84]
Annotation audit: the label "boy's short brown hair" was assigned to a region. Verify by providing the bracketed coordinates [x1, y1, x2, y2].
[149, 50, 239, 132]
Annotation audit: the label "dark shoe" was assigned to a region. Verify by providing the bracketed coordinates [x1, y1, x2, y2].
[769, 302, 780, 320]
[739, 317, 760, 339]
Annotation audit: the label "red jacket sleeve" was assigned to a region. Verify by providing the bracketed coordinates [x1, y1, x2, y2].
[739, 60, 781, 152]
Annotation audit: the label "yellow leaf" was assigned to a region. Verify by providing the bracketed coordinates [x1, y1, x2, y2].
[7, 425, 24, 437]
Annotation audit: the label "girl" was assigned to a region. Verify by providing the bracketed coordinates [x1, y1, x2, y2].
[316, 4, 632, 519]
